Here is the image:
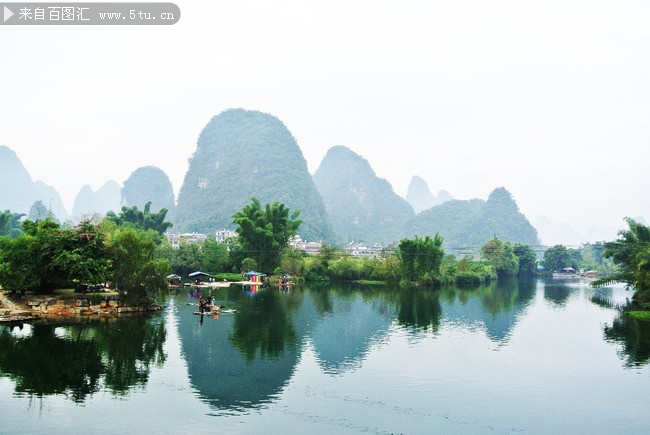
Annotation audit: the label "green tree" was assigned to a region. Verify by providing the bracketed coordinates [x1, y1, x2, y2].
[593, 218, 650, 307]
[202, 238, 230, 273]
[241, 257, 257, 273]
[108, 227, 170, 303]
[481, 237, 519, 278]
[232, 198, 302, 273]
[513, 244, 537, 277]
[106, 202, 172, 235]
[543, 245, 578, 272]
[0, 210, 24, 238]
[398, 234, 444, 284]
[53, 220, 111, 288]
[0, 234, 41, 293]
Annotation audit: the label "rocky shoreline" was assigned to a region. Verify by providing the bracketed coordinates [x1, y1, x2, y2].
[0, 291, 162, 323]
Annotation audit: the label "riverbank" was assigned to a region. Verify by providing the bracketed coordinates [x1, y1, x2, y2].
[0, 289, 162, 323]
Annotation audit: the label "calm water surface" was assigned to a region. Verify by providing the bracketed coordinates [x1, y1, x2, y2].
[1, 279, 649, 434]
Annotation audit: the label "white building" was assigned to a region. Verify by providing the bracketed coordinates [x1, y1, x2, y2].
[165, 232, 208, 249]
[344, 242, 383, 258]
[215, 229, 237, 243]
[289, 235, 323, 254]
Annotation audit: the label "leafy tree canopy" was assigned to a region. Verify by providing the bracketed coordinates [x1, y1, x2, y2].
[481, 237, 519, 279]
[398, 234, 444, 284]
[593, 218, 650, 307]
[108, 227, 170, 303]
[543, 245, 580, 272]
[106, 201, 172, 235]
[232, 198, 302, 274]
[0, 210, 24, 238]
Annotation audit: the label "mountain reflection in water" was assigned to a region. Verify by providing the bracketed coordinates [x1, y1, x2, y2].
[0, 279, 648, 422]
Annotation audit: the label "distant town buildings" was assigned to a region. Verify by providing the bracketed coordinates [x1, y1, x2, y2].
[343, 242, 383, 258]
[215, 229, 237, 243]
[289, 235, 323, 254]
[165, 232, 208, 249]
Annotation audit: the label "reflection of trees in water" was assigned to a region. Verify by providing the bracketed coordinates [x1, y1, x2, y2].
[543, 279, 575, 306]
[604, 314, 650, 367]
[0, 324, 103, 402]
[436, 279, 536, 342]
[480, 278, 535, 315]
[230, 289, 297, 360]
[395, 287, 442, 332]
[0, 315, 166, 402]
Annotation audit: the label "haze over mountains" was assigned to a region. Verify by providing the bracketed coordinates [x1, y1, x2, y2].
[405, 175, 453, 214]
[313, 145, 414, 244]
[174, 109, 334, 242]
[1, 109, 635, 247]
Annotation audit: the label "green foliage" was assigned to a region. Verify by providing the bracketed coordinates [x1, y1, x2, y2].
[122, 166, 176, 222]
[241, 257, 258, 274]
[279, 248, 305, 277]
[454, 256, 497, 287]
[156, 241, 203, 277]
[593, 218, 650, 307]
[0, 210, 24, 238]
[108, 227, 170, 303]
[0, 218, 111, 293]
[202, 238, 231, 273]
[481, 237, 519, 278]
[106, 201, 172, 235]
[543, 245, 579, 272]
[513, 244, 537, 277]
[232, 198, 302, 273]
[397, 234, 444, 284]
[0, 234, 42, 293]
[52, 219, 111, 287]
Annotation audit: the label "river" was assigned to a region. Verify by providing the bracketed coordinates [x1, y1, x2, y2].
[0, 279, 648, 434]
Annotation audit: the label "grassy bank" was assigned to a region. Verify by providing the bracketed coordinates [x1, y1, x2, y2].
[628, 311, 650, 321]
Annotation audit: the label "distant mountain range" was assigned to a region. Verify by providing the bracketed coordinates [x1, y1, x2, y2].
[405, 175, 452, 213]
[72, 181, 121, 219]
[533, 215, 643, 246]
[0, 145, 69, 221]
[407, 187, 539, 250]
[1, 109, 593, 248]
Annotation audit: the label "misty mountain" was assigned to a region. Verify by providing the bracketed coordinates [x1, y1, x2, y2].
[534, 215, 585, 246]
[71, 181, 121, 219]
[406, 187, 539, 250]
[534, 215, 637, 246]
[0, 145, 39, 214]
[175, 109, 333, 241]
[0, 145, 69, 221]
[122, 166, 176, 222]
[34, 181, 69, 221]
[313, 145, 415, 244]
[405, 175, 452, 213]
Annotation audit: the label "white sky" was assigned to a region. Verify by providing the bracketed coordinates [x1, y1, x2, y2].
[1, 0, 649, 232]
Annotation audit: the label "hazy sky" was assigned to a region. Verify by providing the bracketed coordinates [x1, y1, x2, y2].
[1, 0, 649, 234]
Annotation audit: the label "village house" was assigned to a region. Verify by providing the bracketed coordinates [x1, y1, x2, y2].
[215, 229, 237, 243]
[165, 232, 208, 249]
[344, 242, 383, 258]
[289, 235, 323, 254]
